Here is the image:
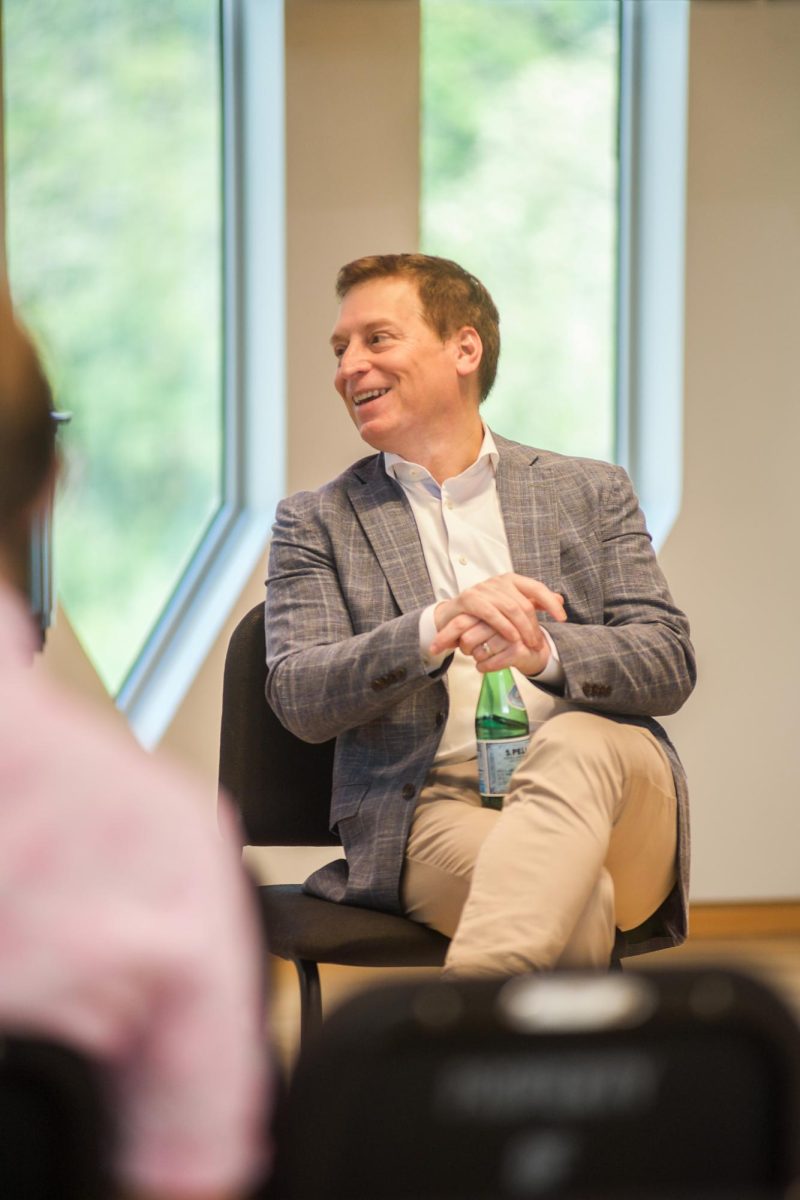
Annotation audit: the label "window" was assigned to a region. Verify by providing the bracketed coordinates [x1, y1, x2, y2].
[422, 0, 689, 551]
[2, 0, 284, 744]
[3, 1, 223, 695]
[422, 0, 619, 462]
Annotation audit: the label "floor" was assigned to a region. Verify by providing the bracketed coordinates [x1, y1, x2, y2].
[267, 930, 800, 1071]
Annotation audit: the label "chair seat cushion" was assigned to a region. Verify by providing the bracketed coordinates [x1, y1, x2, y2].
[259, 884, 449, 967]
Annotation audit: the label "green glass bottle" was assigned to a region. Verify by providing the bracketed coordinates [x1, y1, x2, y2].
[475, 668, 531, 810]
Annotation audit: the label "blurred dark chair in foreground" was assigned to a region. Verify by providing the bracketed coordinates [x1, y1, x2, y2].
[0, 1035, 111, 1199]
[274, 966, 800, 1199]
[219, 603, 450, 1045]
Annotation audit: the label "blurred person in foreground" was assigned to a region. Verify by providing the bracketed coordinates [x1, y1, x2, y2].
[0, 286, 271, 1200]
[266, 253, 695, 977]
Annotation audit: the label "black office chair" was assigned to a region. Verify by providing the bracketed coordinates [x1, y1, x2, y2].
[273, 966, 800, 1199]
[219, 604, 450, 1046]
[0, 1034, 112, 1199]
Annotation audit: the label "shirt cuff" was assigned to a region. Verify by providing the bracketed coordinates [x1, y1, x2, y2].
[529, 626, 565, 688]
[419, 604, 448, 672]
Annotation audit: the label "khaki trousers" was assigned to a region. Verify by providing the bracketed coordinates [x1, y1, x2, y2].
[401, 711, 677, 977]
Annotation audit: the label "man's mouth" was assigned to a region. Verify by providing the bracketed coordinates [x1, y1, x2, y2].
[353, 387, 390, 407]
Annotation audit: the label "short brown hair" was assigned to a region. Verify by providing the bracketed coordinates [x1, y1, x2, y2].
[335, 253, 500, 401]
[0, 291, 56, 536]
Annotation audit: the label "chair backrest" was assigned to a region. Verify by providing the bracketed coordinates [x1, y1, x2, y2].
[219, 603, 339, 847]
[0, 1035, 112, 1199]
[276, 967, 800, 1199]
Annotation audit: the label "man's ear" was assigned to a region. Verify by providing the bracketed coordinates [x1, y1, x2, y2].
[453, 326, 483, 380]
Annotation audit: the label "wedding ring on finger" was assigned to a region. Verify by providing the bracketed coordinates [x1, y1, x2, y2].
[480, 641, 492, 657]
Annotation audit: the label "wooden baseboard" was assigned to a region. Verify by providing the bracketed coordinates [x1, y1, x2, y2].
[689, 901, 800, 940]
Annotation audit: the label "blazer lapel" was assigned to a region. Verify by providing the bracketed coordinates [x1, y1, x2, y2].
[346, 439, 561, 614]
[347, 457, 435, 613]
[495, 436, 561, 593]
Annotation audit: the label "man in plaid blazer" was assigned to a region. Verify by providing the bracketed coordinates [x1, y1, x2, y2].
[266, 254, 695, 975]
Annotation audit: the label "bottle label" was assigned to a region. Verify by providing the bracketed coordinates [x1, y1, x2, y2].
[477, 734, 531, 805]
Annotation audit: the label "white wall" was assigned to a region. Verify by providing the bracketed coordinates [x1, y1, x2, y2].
[28, 0, 800, 902]
[284, 0, 420, 495]
[660, 0, 800, 900]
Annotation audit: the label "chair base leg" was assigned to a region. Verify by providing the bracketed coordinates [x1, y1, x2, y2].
[293, 958, 322, 1047]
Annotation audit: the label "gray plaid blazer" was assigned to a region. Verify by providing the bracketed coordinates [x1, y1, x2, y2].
[265, 434, 696, 957]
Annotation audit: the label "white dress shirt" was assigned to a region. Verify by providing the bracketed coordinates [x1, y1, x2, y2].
[384, 426, 572, 764]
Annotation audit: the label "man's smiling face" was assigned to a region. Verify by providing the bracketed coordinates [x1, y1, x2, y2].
[330, 275, 467, 461]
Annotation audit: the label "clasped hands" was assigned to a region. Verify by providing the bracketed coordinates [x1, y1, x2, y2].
[430, 573, 567, 676]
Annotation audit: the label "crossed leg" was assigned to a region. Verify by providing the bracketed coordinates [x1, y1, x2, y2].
[401, 711, 677, 977]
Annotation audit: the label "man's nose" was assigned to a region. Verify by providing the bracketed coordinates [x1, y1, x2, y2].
[338, 343, 369, 377]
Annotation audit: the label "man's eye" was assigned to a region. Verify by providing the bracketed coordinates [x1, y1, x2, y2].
[370, 332, 389, 345]
[333, 345, 345, 360]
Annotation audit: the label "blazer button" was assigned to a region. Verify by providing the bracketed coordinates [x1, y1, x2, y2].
[371, 680, 384, 691]
[435, 711, 445, 727]
[401, 783, 416, 801]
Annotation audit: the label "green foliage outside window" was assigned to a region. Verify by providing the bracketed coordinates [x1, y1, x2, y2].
[3, 0, 222, 695]
[422, 0, 618, 461]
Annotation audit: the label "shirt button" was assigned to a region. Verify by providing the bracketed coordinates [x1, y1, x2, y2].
[445, 500, 453, 510]
[458, 555, 467, 566]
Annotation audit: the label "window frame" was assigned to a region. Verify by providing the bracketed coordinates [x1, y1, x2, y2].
[616, 0, 690, 549]
[117, 0, 286, 747]
[1, 0, 284, 747]
[417, 0, 690, 547]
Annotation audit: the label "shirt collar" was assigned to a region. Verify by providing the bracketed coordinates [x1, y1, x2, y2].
[384, 425, 499, 487]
